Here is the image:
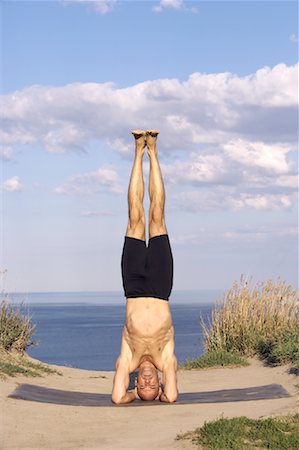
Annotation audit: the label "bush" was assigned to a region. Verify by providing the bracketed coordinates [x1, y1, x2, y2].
[177, 414, 299, 449]
[259, 328, 299, 369]
[181, 350, 249, 369]
[200, 277, 299, 368]
[0, 300, 36, 352]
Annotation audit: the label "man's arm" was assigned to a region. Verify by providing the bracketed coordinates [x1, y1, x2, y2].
[112, 356, 137, 404]
[160, 355, 178, 403]
[160, 335, 179, 403]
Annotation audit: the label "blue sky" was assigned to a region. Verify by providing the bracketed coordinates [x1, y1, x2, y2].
[1, 0, 298, 294]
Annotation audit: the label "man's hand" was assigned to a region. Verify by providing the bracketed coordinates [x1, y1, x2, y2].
[112, 356, 136, 404]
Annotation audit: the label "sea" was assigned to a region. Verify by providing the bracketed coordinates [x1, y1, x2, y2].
[6, 290, 222, 371]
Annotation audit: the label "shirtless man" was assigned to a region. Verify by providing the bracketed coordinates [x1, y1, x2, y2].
[111, 130, 178, 404]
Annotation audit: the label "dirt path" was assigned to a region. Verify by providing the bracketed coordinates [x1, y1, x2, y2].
[1, 357, 298, 449]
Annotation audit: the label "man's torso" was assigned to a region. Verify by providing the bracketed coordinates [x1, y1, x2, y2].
[122, 297, 174, 372]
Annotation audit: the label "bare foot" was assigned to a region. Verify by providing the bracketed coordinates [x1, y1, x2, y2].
[132, 130, 146, 155]
[146, 130, 159, 154]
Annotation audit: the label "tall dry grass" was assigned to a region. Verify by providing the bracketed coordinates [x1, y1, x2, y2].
[201, 277, 299, 366]
[0, 300, 36, 352]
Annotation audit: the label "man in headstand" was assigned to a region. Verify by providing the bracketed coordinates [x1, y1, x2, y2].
[112, 130, 178, 404]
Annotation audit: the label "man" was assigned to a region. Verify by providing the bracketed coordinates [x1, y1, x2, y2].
[112, 129, 178, 404]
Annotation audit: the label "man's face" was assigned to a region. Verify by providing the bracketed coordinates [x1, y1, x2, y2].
[136, 364, 160, 401]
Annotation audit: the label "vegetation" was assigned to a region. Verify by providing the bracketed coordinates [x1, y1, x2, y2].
[177, 414, 299, 449]
[199, 277, 299, 371]
[0, 348, 60, 378]
[0, 299, 59, 378]
[180, 350, 249, 369]
[0, 300, 36, 352]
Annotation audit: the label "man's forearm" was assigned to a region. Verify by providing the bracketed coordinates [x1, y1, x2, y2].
[159, 391, 177, 403]
[112, 390, 136, 405]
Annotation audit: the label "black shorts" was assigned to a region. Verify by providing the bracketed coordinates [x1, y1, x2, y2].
[121, 234, 173, 301]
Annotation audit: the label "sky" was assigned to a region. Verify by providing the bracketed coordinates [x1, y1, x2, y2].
[1, 0, 298, 294]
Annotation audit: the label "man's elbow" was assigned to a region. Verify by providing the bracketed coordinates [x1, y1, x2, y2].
[161, 391, 178, 403]
[167, 392, 178, 403]
[111, 394, 123, 405]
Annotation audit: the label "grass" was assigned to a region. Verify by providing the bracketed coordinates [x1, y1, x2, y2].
[177, 414, 299, 449]
[88, 375, 108, 379]
[0, 348, 61, 378]
[259, 328, 299, 371]
[180, 350, 249, 369]
[198, 277, 299, 372]
[0, 298, 60, 378]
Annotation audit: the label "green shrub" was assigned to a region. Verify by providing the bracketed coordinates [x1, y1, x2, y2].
[181, 350, 249, 369]
[177, 414, 299, 449]
[259, 328, 299, 367]
[0, 348, 61, 378]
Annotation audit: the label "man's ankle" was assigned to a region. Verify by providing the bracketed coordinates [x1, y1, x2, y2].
[135, 146, 145, 156]
[147, 146, 157, 155]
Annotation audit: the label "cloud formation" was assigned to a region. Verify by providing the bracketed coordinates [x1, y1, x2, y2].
[0, 146, 14, 161]
[64, 0, 118, 14]
[172, 224, 298, 246]
[1, 63, 298, 209]
[1, 63, 297, 154]
[170, 189, 296, 212]
[153, 0, 198, 14]
[289, 33, 298, 44]
[54, 165, 123, 195]
[80, 210, 116, 217]
[2, 176, 23, 192]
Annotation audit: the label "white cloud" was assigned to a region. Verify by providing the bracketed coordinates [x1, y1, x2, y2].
[54, 165, 124, 195]
[80, 210, 116, 217]
[160, 139, 297, 210]
[171, 189, 296, 212]
[1, 63, 297, 155]
[64, 0, 118, 14]
[223, 139, 293, 175]
[3, 176, 23, 192]
[172, 224, 298, 246]
[0, 146, 14, 161]
[161, 152, 230, 185]
[153, 0, 198, 13]
[289, 33, 298, 44]
[1, 63, 298, 209]
[274, 174, 298, 189]
[108, 137, 132, 155]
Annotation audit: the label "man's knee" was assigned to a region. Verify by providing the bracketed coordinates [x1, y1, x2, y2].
[127, 214, 145, 239]
[149, 211, 167, 237]
[149, 203, 164, 225]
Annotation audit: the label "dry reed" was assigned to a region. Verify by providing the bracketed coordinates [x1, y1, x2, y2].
[200, 277, 299, 358]
[0, 300, 36, 352]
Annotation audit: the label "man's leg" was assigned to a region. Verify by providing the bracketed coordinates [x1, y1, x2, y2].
[125, 130, 146, 240]
[147, 130, 168, 239]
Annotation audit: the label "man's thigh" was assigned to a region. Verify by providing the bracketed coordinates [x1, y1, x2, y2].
[121, 237, 147, 297]
[147, 234, 173, 300]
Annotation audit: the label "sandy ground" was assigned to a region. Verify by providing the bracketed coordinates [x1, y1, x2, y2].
[1, 357, 298, 450]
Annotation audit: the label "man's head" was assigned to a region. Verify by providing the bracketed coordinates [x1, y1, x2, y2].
[135, 360, 160, 401]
